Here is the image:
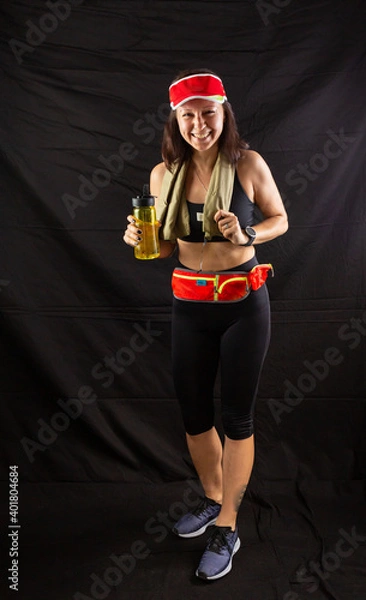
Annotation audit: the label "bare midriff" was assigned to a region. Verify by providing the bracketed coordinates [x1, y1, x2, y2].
[177, 239, 255, 271]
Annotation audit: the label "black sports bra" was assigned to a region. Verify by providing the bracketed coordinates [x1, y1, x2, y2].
[181, 172, 255, 242]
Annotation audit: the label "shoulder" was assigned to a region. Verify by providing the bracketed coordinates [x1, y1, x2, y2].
[237, 149, 276, 186]
[150, 161, 168, 182]
[237, 149, 269, 175]
[150, 161, 169, 196]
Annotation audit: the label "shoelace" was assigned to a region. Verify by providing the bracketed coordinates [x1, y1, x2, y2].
[191, 496, 217, 517]
[206, 527, 233, 554]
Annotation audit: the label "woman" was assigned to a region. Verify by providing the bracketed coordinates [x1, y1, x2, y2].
[123, 68, 288, 581]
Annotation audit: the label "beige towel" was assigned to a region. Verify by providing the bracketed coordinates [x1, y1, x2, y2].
[156, 152, 236, 241]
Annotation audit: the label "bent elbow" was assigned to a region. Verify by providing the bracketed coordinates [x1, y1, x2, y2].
[281, 215, 289, 235]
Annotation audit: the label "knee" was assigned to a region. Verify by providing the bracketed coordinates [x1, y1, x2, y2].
[185, 422, 215, 437]
[179, 404, 215, 437]
[222, 410, 254, 440]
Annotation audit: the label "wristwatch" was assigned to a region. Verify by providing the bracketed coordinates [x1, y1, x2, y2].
[240, 226, 256, 246]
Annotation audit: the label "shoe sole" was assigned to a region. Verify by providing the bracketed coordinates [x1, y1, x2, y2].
[173, 517, 217, 538]
[195, 537, 241, 580]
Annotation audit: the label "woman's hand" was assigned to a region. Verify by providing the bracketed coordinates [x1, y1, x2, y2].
[122, 215, 142, 247]
[214, 209, 248, 246]
[123, 216, 176, 258]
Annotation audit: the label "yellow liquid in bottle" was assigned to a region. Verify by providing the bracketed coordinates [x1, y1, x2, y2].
[133, 208, 160, 260]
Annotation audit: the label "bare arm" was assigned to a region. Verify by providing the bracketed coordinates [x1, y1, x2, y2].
[246, 150, 288, 243]
[150, 162, 177, 258]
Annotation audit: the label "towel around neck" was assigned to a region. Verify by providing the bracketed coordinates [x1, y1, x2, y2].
[156, 152, 236, 241]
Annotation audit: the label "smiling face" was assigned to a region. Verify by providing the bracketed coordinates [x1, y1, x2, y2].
[175, 99, 225, 153]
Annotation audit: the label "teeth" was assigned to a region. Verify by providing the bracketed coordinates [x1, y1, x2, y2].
[193, 132, 210, 139]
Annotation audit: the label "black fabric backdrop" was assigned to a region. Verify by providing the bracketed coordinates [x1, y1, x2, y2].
[0, 1, 365, 599]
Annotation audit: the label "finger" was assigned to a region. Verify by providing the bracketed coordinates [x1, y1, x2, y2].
[123, 233, 142, 247]
[219, 218, 231, 232]
[126, 217, 142, 234]
[215, 209, 234, 222]
[215, 208, 235, 220]
[122, 229, 134, 245]
[214, 209, 230, 223]
[220, 215, 240, 236]
[130, 228, 142, 243]
[123, 222, 142, 245]
[214, 210, 223, 222]
[128, 222, 142, 234]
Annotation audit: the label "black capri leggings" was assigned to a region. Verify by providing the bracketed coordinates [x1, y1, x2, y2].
[171, 256, 271, 440]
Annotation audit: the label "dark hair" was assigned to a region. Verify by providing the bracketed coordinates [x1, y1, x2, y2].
[162, 68, 249, 170]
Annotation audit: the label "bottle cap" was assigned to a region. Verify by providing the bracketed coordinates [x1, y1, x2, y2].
[132, 184, 155, 207]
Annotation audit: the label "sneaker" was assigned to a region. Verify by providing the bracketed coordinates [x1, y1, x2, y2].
[172, 496, 221, 538]
[195, 525, 241, 580]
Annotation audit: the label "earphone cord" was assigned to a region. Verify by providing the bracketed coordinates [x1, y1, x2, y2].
[198, 238, 207, 273]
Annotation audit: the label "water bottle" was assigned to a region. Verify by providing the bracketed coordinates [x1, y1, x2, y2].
[132, 184, 160, 260]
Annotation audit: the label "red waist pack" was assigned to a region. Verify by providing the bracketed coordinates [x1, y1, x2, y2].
[171, 264, 273, 303]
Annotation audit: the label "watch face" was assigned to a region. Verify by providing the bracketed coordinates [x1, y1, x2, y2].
[246, 227, 256, 237]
